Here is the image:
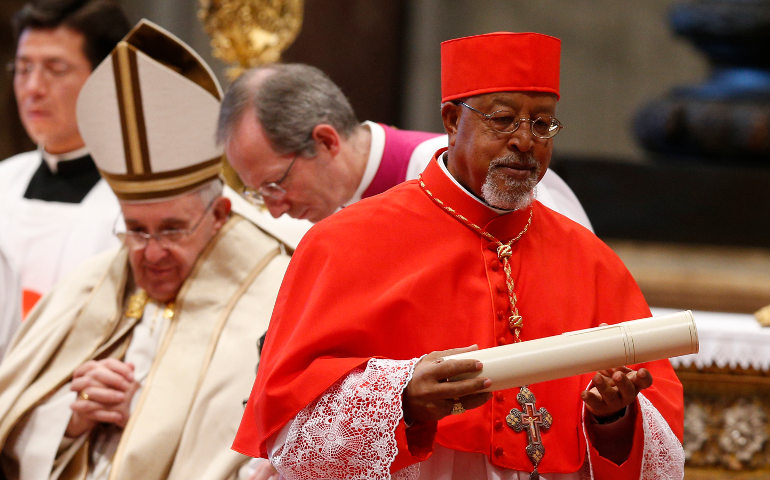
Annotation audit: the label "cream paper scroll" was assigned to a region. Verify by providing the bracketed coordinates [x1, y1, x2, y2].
[444, 310, 698, 392]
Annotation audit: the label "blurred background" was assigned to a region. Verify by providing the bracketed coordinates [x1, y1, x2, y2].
[3, 0, 768, 290]
[0, 0, 711, 165]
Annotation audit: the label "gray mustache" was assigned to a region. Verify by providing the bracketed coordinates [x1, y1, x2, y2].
[490, 153, 537, 169]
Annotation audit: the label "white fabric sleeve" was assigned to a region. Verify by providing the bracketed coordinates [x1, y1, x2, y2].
[11, 385, 76, 479]
[583, 392, 684, 480]
[0, 244, 21, 361]
[406, 136, 449, 181]
[238, 457, 277, 480]
[269, 358, 421, 480]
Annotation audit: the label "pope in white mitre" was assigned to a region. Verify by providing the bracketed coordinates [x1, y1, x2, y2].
[0, 19, 290, 480]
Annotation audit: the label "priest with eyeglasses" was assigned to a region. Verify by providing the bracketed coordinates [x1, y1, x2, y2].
[0, 20, 289, 480]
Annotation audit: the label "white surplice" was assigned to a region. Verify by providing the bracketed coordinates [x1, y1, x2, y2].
[0, 149, 120, 307]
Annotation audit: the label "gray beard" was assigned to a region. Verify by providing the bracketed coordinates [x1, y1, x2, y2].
[481, 153, 540, 210]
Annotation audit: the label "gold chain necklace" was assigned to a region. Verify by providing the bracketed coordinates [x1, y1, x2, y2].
[419, 176, 532, 341]
[420, 176, 551, 479]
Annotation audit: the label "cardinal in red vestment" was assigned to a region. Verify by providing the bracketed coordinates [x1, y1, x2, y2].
[234, 32, 684, 480]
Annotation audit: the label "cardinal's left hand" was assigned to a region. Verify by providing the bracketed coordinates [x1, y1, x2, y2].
[581, 366, 652, 419]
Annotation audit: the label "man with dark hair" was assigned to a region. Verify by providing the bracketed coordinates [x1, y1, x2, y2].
[218, 63, 592, 249]
[12, 0, 131, 69]
[0, 0, 130, 318]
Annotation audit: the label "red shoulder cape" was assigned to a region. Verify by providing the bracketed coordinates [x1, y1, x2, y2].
[234, 152, 683, 475]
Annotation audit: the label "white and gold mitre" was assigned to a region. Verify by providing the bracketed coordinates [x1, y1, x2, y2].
[76, 19, 223, 201]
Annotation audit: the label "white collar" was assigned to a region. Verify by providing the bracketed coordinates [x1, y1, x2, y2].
[40, 145, 90, 173]
[344, 121, 383, 207]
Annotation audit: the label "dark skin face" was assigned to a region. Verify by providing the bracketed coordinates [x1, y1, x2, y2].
[404, 93, 654, 465]
[442, 92, 557, 208]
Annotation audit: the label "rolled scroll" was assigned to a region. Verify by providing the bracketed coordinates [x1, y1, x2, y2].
[444, 310, 698, 392]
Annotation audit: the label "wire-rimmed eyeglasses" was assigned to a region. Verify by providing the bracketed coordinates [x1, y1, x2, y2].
[113, 199, 216, 250]
[241, 154, 299, 206]
[454, 101, 564, 139]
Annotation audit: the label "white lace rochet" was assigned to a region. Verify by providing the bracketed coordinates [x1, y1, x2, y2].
[272, 360, 684, 480]
[638, 394, 685, 480]
[583, 392, 684, 480]
[271, 358, 420, 480]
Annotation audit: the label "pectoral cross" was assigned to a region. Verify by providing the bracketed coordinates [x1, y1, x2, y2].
[506, 386, 552, 480]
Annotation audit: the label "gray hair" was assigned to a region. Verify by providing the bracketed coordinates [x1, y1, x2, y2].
[217, 63, 359, 157]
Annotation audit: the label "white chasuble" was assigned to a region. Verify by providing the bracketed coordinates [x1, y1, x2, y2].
[0, 216, 289, 480]
[9, 295, 168, 480]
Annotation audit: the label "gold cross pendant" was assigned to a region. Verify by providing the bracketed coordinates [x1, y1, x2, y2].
[505, 386, 552, 480]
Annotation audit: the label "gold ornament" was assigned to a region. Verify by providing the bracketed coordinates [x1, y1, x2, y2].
[198, 0, 304, 79]
[756, 304, 770, 327]
[126, 289, 149, 319]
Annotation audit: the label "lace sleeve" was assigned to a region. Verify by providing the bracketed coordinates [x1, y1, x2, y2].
[638, 393, 685, 480]
[583, 392, 684, 480]
[270, 357, 421, 480]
